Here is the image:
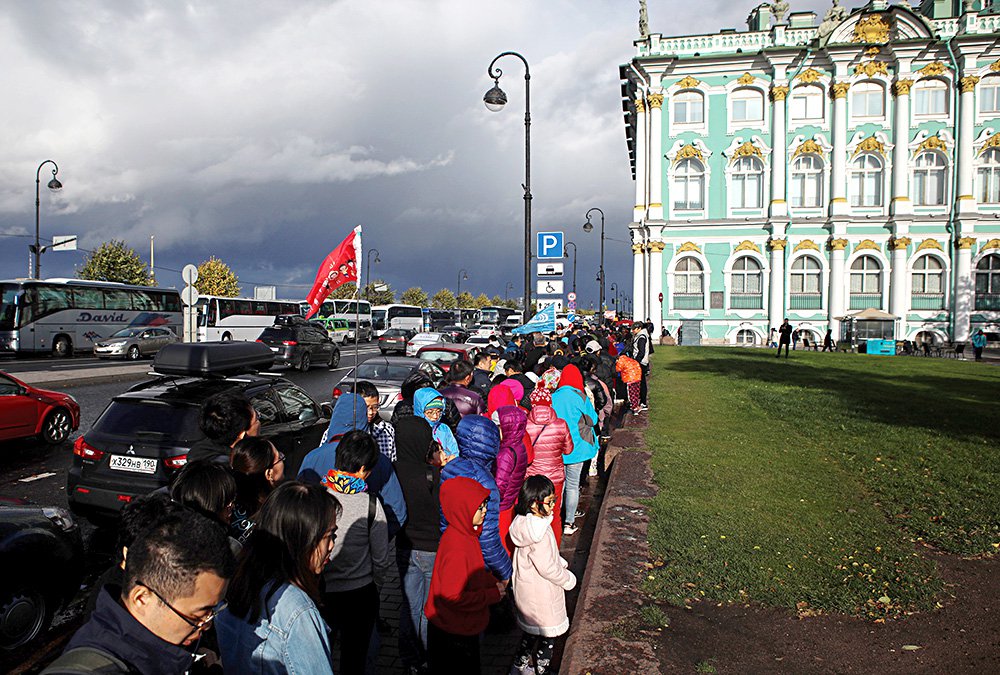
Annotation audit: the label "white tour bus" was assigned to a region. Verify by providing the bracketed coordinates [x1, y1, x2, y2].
[196, 296, 302, 342]
[371, 304, 423, 336]
[301, 298, 373, 341]
[0, 278, 182, 357]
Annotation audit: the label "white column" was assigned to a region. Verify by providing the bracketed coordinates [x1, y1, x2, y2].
[770, 84, 789, 218]
[634, 96, 648, 222]
[891, 80, 913, 216]
[830, 82, 850, 217]
[954, 237, 976, 341]
[768, 238, 787, 331]
[889, 237, 910, 338]
[647, 92, 664, 220]
[648, 241, 664, 327]
[957, 76, 979, 215]
[828, 238, 848, 334]
[632, 242, 646, 322]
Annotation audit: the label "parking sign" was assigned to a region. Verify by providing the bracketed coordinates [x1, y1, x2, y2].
[536, 231, 564, 259]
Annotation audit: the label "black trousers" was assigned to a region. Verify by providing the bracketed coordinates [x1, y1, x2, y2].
[321, 582, 378, 675]
[428, 621, 480, 675]
[776, 341, 790, 357]
[639, 364, 649, 405]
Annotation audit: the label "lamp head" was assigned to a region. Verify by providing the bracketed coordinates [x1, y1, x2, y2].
[47, 177, 63, 190]
[582, 220, 593, 233]
[483, 82, 507, 112]
[463, 272, 469, 280]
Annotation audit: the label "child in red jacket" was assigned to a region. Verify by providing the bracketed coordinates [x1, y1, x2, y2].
[425, 476, 505, 674]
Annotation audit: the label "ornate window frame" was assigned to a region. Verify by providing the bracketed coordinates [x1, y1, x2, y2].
[846, 131, 892, 217]
[910, 77, 952, 125]
[722, 248, 769, 318]
[848, 78, 890, 129]
[973, 72, 1000, 125]
[665, 76, 709, 136]
[845, 246, 890, 311]
[666, 139, 713, 221]
[907, 250, 950, 313]
[666, 250, 710, 317]
[787, 134, 831, 216]
[788, 82, 829, 132]
[786, 249, 828, 315]
[725, 76, 769, 135]
[722, 136, 770, 218]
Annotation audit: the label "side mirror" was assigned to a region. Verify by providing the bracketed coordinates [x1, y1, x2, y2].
[320, 402, 334, 418]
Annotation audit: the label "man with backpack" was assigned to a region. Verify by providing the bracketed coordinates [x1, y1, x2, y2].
[630, 323, 651, 412]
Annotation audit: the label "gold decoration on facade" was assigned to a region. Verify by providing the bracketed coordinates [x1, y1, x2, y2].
[957, 237, 977, 250]
[852, 14, 891, 44]
[960, 76, 980, 94]
[647, 93, 664, 109]
[796, 68, 824, 84]
[831, 82, 850, 99]
[770, 85, 789, 101]
[982, 238, 1000, 251]
[674, 143, 704, 165]
[647, 241, 666, 253]
[634, 97, 645, 113]
[916, 238, 943, 252]
[864, 46, 881, 57]
[854, 61, 888, 77]
[917, 135, 947, 153]
[631, 243, 645, 254]
[676, 241, 702, 254]
[676, 76, 701, 89]
[792, 139, 824, 158]
[854, 239, 881, 252]
[734, 240, 762, 253]
[890, 236, 911, 250]
[737, 72, 756, 86]
[990, 60, 1000, 72]
[730, 141, 763, 163]
[852, 135, 885, 157]
[793, 240, 820, 252]
[768, 238, 788, 251]
[978, 133, 1000, 156]
[892, 79, 914, 96]
[829, 238, 849, 251]
[917, 61, 948, 78]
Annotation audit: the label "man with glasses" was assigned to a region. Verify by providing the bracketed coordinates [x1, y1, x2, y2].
[44, 509, 236, 674]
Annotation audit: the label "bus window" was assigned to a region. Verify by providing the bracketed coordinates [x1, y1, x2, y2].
[72, 287, 104, 310]
[220, 299, 236, 319]
[103, 289, 132, 310]
[131, 290, 157, 311]
[0, 285, 18, 330]
[253, 301, 267, 315]
[236, 300, 252, 315]
[35, 285, 71, 318]
[161, 292, 181, 312]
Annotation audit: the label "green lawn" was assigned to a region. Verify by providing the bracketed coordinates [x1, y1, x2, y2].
[642, 347, 1000, 619]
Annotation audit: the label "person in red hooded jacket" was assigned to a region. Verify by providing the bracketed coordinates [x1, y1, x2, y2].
[425, 477, 505, 674]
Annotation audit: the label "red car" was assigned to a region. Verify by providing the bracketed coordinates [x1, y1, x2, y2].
[416, 344, 482, 374]
[0, 371, 80, 445]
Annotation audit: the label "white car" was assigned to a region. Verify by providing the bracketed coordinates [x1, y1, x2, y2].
[406, 332, 452, 356]
[474, 324, 500, 337]
[465, 335, 491, 349]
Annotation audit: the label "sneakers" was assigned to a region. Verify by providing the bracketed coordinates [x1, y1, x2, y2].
[510, 663, 536, 675]
[563, 523, 579, 536]
[637, 403, 649, 412]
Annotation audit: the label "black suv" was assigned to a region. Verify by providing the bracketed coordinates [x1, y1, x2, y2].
[67, 342, 331, 522]
[257, 314, 340, 371]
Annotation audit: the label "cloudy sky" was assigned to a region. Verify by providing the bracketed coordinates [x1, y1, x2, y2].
[0, 0, 831, 310]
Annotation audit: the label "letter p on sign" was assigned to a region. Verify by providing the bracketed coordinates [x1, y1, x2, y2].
[537, 231, 564, 260]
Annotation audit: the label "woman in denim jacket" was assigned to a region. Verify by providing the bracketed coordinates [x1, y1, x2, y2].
[217, 482, 341, 674]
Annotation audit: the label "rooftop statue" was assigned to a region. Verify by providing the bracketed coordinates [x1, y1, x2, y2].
[639, 0, 649, 37]
[818, 0, 849, 38]
[771, 0, 789, 24]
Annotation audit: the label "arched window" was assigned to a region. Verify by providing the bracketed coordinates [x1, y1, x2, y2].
[730, 256, 763, 308]
[731, 88, 764, 124]
[976, 253, 1000, 310]
[849, 154, 883, 207]
[913, 151, 947, 206]
[979, 77, 1000, 115]
[790, 256, 822, 309]
[736, 329, 757, 345]
[850, 255, 882, 308]
[673, 159, 705, 210]
[674, 90, 704, 124]
[911, 256, 944, 310]
[790, 155, 824, 208]
[673, 257, 704, 309]
[913, 79, 948, 117]
[790, 85, 824, 122]
[731, 156, 764, 208]
[978, 148, 1000, 204]
[851, 81, 885, 118]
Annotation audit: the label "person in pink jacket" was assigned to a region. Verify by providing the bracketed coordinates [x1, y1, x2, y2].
[525, 385, 572, 544]
[495, 404, 529, 556]
[508, 476, 576, 675]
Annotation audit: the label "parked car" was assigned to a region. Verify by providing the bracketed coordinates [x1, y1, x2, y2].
[465, 335, 491, 349]
[473, 324, 500, 338]
[379, 328, 416, 355]
[93, 327, 179, 361]
[440, 325, 470, 343]
[0, 371, 80, 445]
[0, 498, 84, 650]
[257, 318, 341, 371]
[331, 356, 444, 420]
[67, 342, 331, 522]
[416, 343, 482, 374]
[406, 332, 453, 356]
[312, 317, 350, 345]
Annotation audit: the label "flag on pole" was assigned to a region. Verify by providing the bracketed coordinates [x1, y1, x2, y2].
[304, 226, 362, 319]
[511, 303, 557, 335]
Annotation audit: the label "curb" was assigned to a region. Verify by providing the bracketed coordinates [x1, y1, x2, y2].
[13, 365, 153, 389]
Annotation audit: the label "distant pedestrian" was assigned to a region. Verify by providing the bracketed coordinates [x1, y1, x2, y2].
[615, 354, 643, 413]
[791, 329, 800, 351]
[776, 319, 792, 358]
[768, 327, 777, 348]
[822, 329, 834, 352]
[972, 329, 987, 361]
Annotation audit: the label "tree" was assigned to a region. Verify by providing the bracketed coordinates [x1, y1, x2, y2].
[329, 282, 358, 300]
[491, 294, 504, 307]
[77, 240, 151, 286]
[456, 291, 474, 308]
[431, 288, 457, 309]
[503, 298, 519, 310]
[400, 286, 429, 307]
[472, 293, 491, 309]
[194, 257, 240, 297]
[362, 280, 395, 305]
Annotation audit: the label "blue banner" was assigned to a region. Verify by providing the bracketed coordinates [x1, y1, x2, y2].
[511, 303, 557, 335]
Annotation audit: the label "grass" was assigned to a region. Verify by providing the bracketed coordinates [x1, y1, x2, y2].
[642, 347, 1000, 619]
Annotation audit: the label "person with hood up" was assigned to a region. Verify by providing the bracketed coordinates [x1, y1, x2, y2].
[494, 404, 529, 555]
[442, 415, 512, 582]
[424, 477, 505, 674]
[298, 393, 407, 538]
[550, 364, 599, 537]
[392, 370, 461, 432]
[414, 387, 459, 462]
[525, 385, 572, 544]
[487, 384, 517, 417]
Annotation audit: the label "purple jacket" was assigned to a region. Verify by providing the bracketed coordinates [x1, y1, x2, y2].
[495, 405, 529, 511]
[438, 384, 486, 417]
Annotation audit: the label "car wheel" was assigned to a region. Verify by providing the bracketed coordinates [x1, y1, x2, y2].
[0, 585, 50, 650]
[329, 349, 340, 369]
[52, 335, 72, 358]
[42, 409, 72, 445]
[221, 332, 233, 342]
[298, 352, 311, 372]
[126, 345, 142, 361]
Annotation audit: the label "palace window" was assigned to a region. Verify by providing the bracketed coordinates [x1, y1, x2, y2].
[851, 81, 885, 119]
[672, 158, 705, 210]
[913, 79, 948, 117]
[850, 255, 882, 294]
[790, 154, 824, 208]
[978, 148, 1000, 204]
[790, 256, 822, 294]
[913, 151, 947, 206]
[979, 77, 1000, 115]
[911, 255, 945, 310]
[674, 90, 704, 124]
[790, 85, 824, 122]
[731, 156, 764, 209]
[731, 88, 764, 124]
[730, 257, 763, 309]
[735, 329, 758, 345]
[849, 154, 883, 207]
[976, 254, 1000, 311]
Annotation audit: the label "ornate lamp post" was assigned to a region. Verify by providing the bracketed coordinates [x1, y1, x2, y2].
[365, 248, 381, 299]
[583, 207, 605, 310]
[504, 281, 514, 303]
[485, 51, 531, 314]
[563, 241, 577, 297]
[33, 160, 62, 279]
[610, 282, 619, 313]
[456, 268, 469, 301]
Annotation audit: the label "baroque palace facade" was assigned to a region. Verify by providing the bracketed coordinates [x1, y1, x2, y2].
[622, 0, 1000, 346]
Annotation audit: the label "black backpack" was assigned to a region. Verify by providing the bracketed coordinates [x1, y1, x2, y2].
[41, 647, 135, 675]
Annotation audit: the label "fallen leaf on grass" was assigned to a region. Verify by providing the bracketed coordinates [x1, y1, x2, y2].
[901, 645, 922, 651]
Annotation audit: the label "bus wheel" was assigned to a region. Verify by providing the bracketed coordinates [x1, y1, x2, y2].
[52, 336, 72, 358]
[221, 332, 232, 342]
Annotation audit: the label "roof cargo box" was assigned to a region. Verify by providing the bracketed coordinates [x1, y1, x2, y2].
[152, 341, 274, 377]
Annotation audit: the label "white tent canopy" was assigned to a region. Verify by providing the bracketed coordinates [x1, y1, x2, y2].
[834, 308, 900, 321]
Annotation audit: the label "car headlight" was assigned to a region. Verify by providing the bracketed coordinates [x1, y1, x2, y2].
[43, 506, 77, 532]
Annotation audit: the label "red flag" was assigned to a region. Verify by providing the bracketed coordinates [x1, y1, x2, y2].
[304, 226, 362, 319]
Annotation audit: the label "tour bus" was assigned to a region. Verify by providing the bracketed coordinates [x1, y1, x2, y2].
[196, 296, 302, 342]
[0, 278, 182, 357]
[459, 308, 481, 328]
[300, 298, 373, 341]
[423, 308, 456, 332]
[479, 305, 518, 326]
[371, 304, 423, 336]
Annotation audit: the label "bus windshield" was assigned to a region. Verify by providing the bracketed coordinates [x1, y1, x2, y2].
[0, 284, 18, 331]
[372, 309, 387, 331]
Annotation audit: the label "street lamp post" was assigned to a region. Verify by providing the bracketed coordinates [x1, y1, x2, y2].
[456, 268, 468, 302]
[582, 207, 605, 311]
[365, 248, 381, 299]
[504, 281, 514, 303]
[485, 51, 531, 316]
[563, 241, 577, 297]
[34, 160, 62, 279]
[610, 282, 619, 314]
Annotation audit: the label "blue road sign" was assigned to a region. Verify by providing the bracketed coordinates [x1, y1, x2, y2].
[537, 231, 564, 260]
[567, 312, 577, 323]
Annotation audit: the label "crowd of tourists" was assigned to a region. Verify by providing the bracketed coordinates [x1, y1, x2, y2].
[43, 321, 656, 675]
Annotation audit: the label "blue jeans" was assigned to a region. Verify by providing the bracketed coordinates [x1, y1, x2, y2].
[563, 462, 585, 526]
[396, 547, 436, 667]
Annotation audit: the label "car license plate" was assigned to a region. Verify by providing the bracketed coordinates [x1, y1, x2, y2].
[109, 455, 158, 474]
[270, 347, 279, 352]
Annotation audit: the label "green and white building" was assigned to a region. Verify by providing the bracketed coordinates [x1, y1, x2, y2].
[622, 0, 1000, 346]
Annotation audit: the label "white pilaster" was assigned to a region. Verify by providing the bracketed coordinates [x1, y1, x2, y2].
[957, 76, 979, 215]
[891, 80, 913, 216]
[768, 238, 787, 331]
[647, 92, 664, 220]
[830, 81, 850, 217]
[632, 242, 646, 322]
[634, 96, 648, 221]
[828, 238, 848, 334]
[770, 84, 789, 218]
[955, 237, 976, 341]
[889, 238, 910, 338]
[648, 241, 664, 327]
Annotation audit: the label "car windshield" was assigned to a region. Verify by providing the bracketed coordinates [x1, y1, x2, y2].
[92, 400, 202, 442]
[420, 350, 461, 363]
[111, 328, 144, 338]
[355, 363, 416, 380]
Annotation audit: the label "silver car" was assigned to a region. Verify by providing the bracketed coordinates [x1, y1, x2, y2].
[405, 332, 453, 356]
[332, 356, 444, 420]
[93, 327, 179, 360]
